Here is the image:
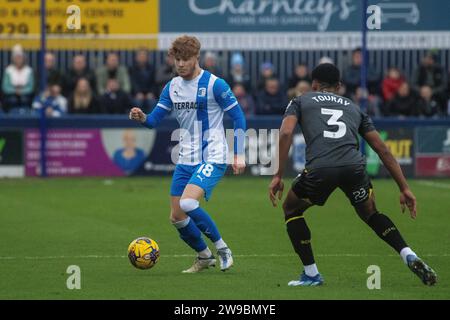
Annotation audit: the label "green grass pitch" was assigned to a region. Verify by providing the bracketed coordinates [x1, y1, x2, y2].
[0, 177, 449, 300]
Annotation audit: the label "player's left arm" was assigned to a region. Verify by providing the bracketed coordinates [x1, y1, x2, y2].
[360, 112, 417, 219]
[213, 79, 246, 174]
[364, 130, 417, 219]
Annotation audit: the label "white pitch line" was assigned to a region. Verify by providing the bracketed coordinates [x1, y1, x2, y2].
[0, 253, 448, 260]
[417, 181, 450, 190]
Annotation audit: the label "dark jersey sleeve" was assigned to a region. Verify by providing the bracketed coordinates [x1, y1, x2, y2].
[284, 97, 302, 120]
[358, 110, 376, 135]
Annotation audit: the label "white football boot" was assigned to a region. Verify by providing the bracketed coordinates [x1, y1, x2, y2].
[217, 247, 233, 271]
[182, 256, 216, 273]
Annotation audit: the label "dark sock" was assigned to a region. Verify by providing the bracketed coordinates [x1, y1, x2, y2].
[285, 215, 315, 266]
[366, 213, 408, 253]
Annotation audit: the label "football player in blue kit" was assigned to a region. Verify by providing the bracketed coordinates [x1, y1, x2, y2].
[130, 35, 246, 273]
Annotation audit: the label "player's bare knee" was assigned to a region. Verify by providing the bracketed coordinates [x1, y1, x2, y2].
[282, 200, 294, 216]
[170, 210, 187, 223]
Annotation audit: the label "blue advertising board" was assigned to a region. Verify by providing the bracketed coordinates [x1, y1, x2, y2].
[160, 0, 450, 32]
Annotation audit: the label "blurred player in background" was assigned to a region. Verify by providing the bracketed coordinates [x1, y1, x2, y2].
[130, 36, 246, 273]
[269, 63, 437, 286]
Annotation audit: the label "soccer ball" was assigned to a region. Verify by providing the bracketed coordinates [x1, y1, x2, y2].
[127, 237, 160, 270]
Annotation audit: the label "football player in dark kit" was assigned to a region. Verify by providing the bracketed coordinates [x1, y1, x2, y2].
[269, 63, 437, 287]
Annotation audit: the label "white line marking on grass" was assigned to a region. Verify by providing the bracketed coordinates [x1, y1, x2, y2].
[0, 253, 448, 260]
[417, 181, 450, 190]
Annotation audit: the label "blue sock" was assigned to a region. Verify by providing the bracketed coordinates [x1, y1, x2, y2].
[187, 207, 222, 243]
[180, 199, 222, 243]
[173, 217, 207, 252]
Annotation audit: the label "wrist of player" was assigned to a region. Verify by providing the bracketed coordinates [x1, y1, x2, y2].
[234, 154, 245, 163]
[398, 183, 410, 193]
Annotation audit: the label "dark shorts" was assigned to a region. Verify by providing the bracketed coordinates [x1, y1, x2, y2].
[291, 164, 373, 206]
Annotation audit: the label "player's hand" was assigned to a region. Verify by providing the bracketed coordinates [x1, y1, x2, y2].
[400, 188, 417, 219]
[129, 107, 146, 123]
[232, 155, 246, 175]
[269, 175, 284, 207]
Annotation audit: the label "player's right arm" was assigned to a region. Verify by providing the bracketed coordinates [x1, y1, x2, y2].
[129, 82, 172, 128]
[363, 130, 417, 219]
[269, 99, 299, 207]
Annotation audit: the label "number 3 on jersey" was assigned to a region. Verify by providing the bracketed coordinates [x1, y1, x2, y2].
[321, 108, 347, 139]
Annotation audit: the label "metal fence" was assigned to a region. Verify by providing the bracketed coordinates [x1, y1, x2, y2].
[1, 48, 449, 91]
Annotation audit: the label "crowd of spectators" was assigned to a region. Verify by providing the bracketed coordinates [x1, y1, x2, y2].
[1, 44, 449, 119]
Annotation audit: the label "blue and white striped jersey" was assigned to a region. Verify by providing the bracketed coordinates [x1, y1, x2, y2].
[157, 69, 239, 165]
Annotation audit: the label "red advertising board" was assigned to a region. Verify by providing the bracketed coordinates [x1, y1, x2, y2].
[416, 155, 450, 177]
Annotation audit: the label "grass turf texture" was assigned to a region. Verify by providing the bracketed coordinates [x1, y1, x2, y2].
[0, 177, 449, 300]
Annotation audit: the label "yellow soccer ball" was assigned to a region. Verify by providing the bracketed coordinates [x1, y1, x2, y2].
[127, 237, 160, 270]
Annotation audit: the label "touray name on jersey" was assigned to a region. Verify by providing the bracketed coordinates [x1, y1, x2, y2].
[173, 101, 200, 110]
[312, 95, 350, 106]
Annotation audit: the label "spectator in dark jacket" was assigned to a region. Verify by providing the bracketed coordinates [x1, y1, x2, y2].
[99, 78, 132, 115]
[129, 49, 157, 113]
[342, 48, 380, 96]
[63, 54, 96, 97]
[386, 82, 420, 118]
[418, 85, 441, 118]
[412, 51, 447, 105]
[255, 77, 288, 115]
[35, 52, 63, 92]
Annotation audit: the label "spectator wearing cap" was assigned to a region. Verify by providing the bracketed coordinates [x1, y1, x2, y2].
[1, 44, 34, 112]
[255, 77, 288, 115]
[227, 52, 250, 91]
[256, 62, 278, 91]
[318, 56, 334, 65]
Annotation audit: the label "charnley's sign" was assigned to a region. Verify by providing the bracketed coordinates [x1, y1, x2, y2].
[159, 0, 450, 50]
[161, 0, 450, 32]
